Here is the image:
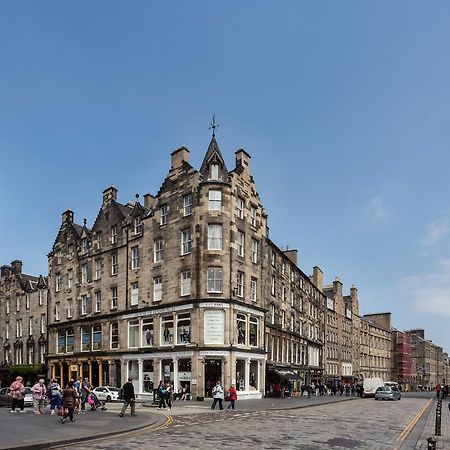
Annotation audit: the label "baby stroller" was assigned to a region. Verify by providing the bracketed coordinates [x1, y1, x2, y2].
[87, 392, 107, 411]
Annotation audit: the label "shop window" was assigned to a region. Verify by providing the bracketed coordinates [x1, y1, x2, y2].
[237, 314, 246, 345]
[57, 330, 65, 354]
[236, 360, 246, 391]
[81, 327, 90, 352]
[92, 325, 102, 351]
[111, 322, 119, 349]
[66, 328, 74, 353]
[142, 319, 153, 347]
[250, 360, 259, 389]
[143, 360, 154, 393]
[128, 320, 139, 348]
[161, 315, 174, 345]
[177, 313, 191, 344]
[249, 317, 258, 347]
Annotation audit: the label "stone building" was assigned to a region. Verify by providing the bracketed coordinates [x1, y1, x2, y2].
[46, 137, 326, 399]
[0, 261, 48, 385]
[407, 329, 443, 388]
[322, 278, 360, 384]
[264, 250, 326, 392]
[391, 329, 411, 385]
[360, 313, 392, 381]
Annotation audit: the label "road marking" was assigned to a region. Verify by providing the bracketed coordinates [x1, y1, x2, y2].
[153, 415, 173, 431]
[392, 398, 432, 449]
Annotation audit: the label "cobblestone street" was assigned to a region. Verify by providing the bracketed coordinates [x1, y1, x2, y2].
[67, 397, 430, 450]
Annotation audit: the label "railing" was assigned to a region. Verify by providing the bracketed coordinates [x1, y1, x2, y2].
[435, 395, 442, 436]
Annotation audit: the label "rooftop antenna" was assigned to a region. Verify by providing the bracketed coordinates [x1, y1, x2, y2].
[209, 114, 219, 137]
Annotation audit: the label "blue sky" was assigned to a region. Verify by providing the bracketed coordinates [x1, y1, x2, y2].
[1, 1, 450, 350]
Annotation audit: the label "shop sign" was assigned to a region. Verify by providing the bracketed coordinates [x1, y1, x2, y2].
[234, 304, 264, 317]
[200, 302, 230, 309]
[204, 309, 225, 344]
[179, 371, 191, 381]
[123, 303, 194, 320]
[70, 365, 78, 372]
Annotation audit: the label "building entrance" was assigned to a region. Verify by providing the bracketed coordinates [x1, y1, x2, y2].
[204, 359, 222, 398]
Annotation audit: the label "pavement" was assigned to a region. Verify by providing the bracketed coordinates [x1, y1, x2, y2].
[408, 397, 450, 449]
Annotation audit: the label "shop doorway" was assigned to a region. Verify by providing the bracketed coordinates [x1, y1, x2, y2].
[204, 359, 222, 398]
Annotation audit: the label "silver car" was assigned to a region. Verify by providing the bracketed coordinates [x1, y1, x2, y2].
[374, 386, 401, 401]
[0, 387, 34, 407]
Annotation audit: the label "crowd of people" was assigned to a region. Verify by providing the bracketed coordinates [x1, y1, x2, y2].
[8, 375, 106, 423]
[268, 381, 365, 398]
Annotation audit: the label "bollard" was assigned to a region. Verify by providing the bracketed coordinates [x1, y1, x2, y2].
[427, 436, 437, 449]
[435, 401, 442, 436]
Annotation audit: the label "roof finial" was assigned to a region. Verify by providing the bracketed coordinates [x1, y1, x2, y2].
[209, 114, 219, 137]
[135, 193, 140, 200]
[83, 218, 87, 227]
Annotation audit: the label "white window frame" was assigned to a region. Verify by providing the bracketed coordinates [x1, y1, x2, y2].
[160, 205, 168, 225]
[55, 273, 61, 292]
[250, 206, 257, 227]
[236, 197, 244, 219]
[181, 229, 192, 255]
[207, 267, 222, 293]
[251, 239, 258, 263]
[208, 224, 223, 250]
[95, 259, 102, 280]
[81, 265, 88, 284]
[154, 239, 164, 263]
[208, 190, 222, 211]
[67, 269, 73, 288]
[95, 291, 101, 312]
[153, 277, 163, 302]
[250, 278, 257, 302]
[28, 317, 33, 336]
[81, 295, 87, 316]
[181, 270, 191, 297]
[111, 286, 118, 309]
[130, 282, 139, 306]
[133, 216, 142, 235]
[26, 294, 30, 310]
[67, 298, 73, 318]
[111, 253, 118, 275]
[131, 246, 140, 269]
[111, 226, 118, 244]
[55, 302, 61, 321]
[237, 231, 245, 257]
[183, 194, 193, 216]
[110, 322, 119, 349]
[210, 163, 219, 180]
[236, 271, 244, 298]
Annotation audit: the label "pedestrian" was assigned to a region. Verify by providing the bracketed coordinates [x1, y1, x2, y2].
[73, 378, 81, 413]
[178, 384, 187, 401]
[61, 381, 78, 424]
[211, 380, 224, 410]
[80, 377, 91, 413]
[226, 384, 237, 411]
[9, 376, 26, 413]
[49, 378, 63, 415]
[165, 382, 173, 411]
[31, 378, 47, 415]
[119, 378, 136, 417]
[157, 380, 167, 410]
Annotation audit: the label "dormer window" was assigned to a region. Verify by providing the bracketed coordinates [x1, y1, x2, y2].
[210, 163, 220, 180]
[82, 239, 88, 254]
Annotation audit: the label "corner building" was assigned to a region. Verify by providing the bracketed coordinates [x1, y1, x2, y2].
[46, 137, 326, 399]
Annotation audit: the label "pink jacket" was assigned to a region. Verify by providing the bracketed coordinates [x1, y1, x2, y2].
[31, 383, 46, 400]
[9, 380, 25, 399]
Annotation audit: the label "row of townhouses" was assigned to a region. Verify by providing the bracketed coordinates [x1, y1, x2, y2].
[0, 137, 448, 397]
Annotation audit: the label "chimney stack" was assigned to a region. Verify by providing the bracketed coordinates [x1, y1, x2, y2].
[283, 249, 298, 266]
[312, 266, 323, 292]
[1, 265, 12, 278]
[235, 148, 251, 171]
[102, 186, 118, 206]
[11, 260, 23, 275]
[171, 146, 190, 169]
[62, 209, 74, 224]
[333, 276, 343, 297]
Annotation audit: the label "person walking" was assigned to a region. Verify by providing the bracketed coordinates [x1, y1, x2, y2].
[9, 376, 25, 413]
[226, 384, 237, 411]
[165, 382, 173, 411]
[211, 380, 224, 411]
[157, 380, 167, 410]
[31, 379, 47, 415]
[80, 378, 91, 413]
[119, 378, 136, 417]
[73, 378, 81, 413]
[49, 378, 63, 415]
[61, 381, 78, 424]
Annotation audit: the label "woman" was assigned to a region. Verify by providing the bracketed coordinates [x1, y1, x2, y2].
[61, 381, 78, 423]
[157, 380, 166, 410]
[31, 378, 47, 415]
[9, 376, 25, 413]
[165, 382, 173, 411]
[227, 384, 238, 411]
[49, 378, 62, 415]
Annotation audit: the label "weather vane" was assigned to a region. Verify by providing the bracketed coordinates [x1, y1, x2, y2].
[209, 114, 219, 137]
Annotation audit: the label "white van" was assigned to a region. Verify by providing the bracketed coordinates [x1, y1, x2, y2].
[363, 377, 384, 397]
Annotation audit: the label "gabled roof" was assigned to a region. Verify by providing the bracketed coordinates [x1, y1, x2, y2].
[199, 137, 229, 180]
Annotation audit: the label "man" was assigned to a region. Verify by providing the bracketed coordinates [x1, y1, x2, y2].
[80, 378, 91, 413]
[211, 380, 224, 410]
[119, 378, 136, 417]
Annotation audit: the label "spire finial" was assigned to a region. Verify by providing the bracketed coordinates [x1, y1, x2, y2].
[83, 218, 87, 227]
[135, 193, 140, 200]
[209, 114, 219, 137]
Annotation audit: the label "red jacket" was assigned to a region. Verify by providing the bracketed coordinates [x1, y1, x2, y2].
[228, 386, 237, 400]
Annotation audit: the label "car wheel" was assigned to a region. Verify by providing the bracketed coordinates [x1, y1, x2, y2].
[106, 395, 111, 402]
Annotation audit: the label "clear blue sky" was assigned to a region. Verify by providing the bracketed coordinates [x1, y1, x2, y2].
[1, 1, 450, 350]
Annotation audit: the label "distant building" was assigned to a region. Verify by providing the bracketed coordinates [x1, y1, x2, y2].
[0, 261, 48, 386]
[391, 330, 411, 384]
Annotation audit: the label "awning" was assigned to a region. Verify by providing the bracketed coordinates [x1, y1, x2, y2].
[273, 369, 302, 381]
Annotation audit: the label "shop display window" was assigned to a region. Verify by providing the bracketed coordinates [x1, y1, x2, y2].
[177, 313, 191, 344]
[142, 319, 153, 347]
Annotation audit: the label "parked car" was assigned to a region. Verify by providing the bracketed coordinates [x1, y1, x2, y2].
[375, 386, 402, 401]
[91, 386, 120, 402]
[0, 387, 33, 407]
